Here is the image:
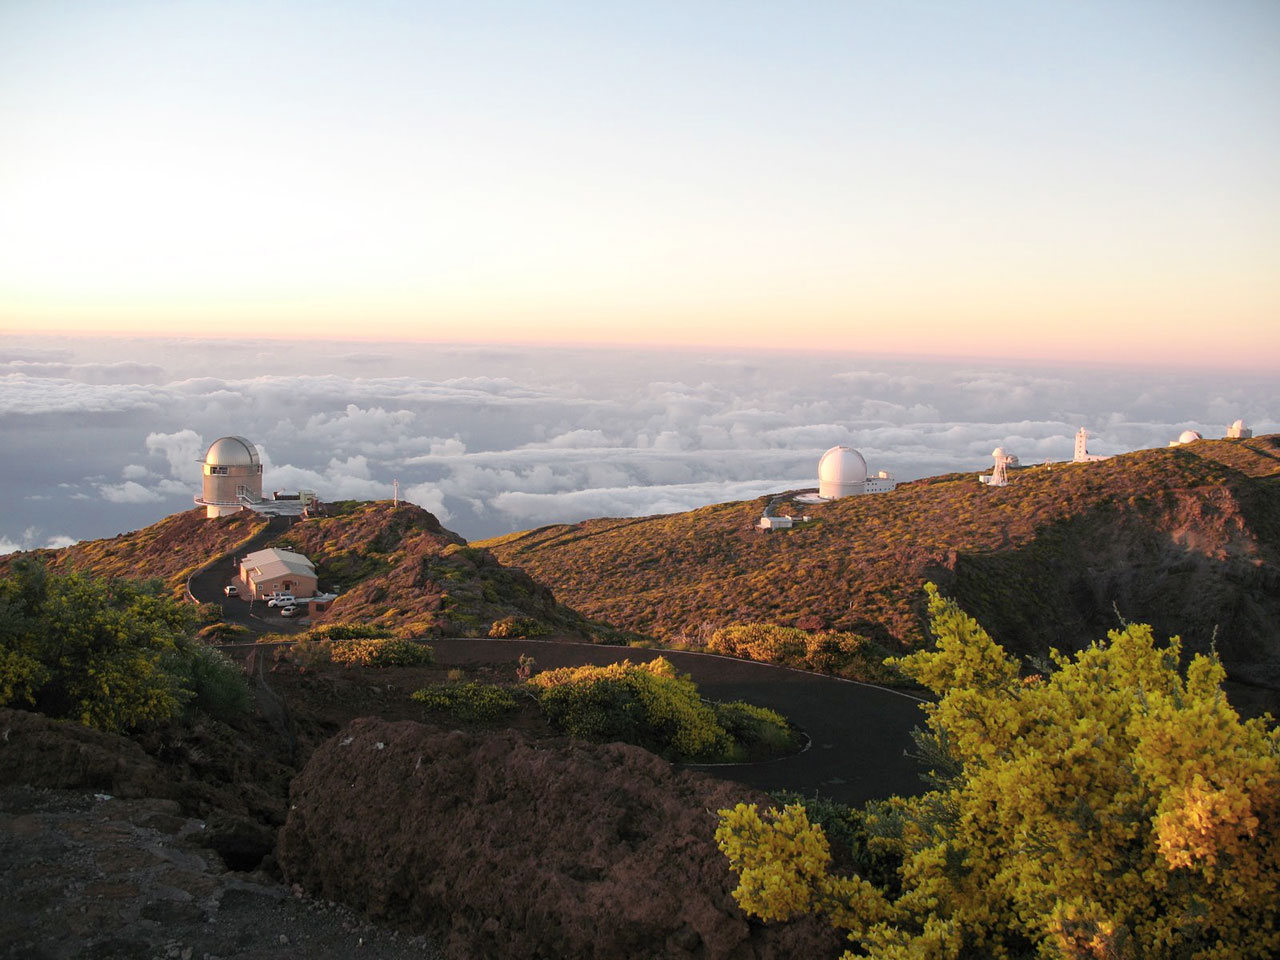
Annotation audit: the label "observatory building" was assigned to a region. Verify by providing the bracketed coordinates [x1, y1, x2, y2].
[979, 447, 1017, 487]
[1169, 430, 1203, 447]
[195, 436, 263, 518]
[817, 445, 896, 499]
[1073, 427, 1111, 463]
[1227, 419, 1253, 439]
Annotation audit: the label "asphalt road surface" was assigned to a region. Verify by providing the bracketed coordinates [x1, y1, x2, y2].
[431, 638, 929, 806]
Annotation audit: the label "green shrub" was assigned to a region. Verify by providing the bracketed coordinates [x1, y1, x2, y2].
[488, 615, 551, 639]
[530, 657, 731, 761]
[411, 681, 518, 722]
[713, 700, 797, 761]
[181, 643, 251, 721]
[0, 561, 248, 732]
[328, 638, 434, 667]
[288, 637, 334, 669]
[303, 622, 392, 642]
[707, 623, 900, 684]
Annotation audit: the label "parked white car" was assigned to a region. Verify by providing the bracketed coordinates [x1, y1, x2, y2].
[266, 594, 295, 608]
[279, 604, 301, 617]
[224, 584, 238, 597]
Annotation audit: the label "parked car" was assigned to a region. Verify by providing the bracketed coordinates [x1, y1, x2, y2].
[279, 604, 301, 617]
[266, 594, 295, 608]
[224, 584, 238, 597]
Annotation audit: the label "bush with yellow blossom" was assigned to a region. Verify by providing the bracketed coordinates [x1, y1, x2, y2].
[716, 584, 1280, 959]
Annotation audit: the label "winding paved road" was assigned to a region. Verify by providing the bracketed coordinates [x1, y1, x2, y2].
[430, 638, 929, 806]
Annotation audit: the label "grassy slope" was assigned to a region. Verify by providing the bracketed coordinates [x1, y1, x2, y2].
[478, 436, 1280, 668]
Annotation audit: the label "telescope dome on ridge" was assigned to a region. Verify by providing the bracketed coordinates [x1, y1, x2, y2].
[818, 445, 869, 498]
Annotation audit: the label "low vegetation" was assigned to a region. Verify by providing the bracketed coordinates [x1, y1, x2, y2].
[529, 657, 797, 763]
[411, 681, 519, 723]
[706, 623, 902, 685]
[0, 560, 249, 731]
[327, 638, 435, 667]
[407, 656, 799, 763]
[716, 585, 1280, 959]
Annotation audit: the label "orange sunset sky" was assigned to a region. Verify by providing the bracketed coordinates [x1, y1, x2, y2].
[2, 2, 1277, 366]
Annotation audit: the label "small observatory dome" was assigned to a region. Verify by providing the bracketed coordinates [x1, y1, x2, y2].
[204, 436, 261, 467]
[1227, 419, 1253, 439]
[195, 436, 264, 518]
[818, 445, 868, 499]
[1176, 430, 1203, 445]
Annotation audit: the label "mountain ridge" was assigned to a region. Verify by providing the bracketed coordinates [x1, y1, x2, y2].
[478, 435, 1280, 707]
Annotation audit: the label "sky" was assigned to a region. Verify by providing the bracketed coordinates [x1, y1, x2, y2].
[2, 1, 1279, 364]
[2, 333, 1277, 555]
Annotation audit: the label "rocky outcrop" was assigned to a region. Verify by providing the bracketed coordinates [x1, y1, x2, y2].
[0, 708, 174, 800]
[279, 718, 841, 960]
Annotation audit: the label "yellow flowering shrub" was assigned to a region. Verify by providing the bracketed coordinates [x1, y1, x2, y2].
[530, 657, 732, 760]
[717, 584, 1280, 959]
[326, 638, 435, 667]
[706, 623, 900, 684]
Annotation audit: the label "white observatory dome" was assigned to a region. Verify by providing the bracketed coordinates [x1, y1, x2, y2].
[204, 436, 260, 467]
[992, 447, 1006, 458]
[818, 445, 868, 499]
[1177, 430, 1203, 445]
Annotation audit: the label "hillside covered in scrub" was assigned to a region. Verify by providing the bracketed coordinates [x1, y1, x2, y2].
[275, 500, 594, 638]
[0, 509, 270, 597]
[1, 501, 595, 642]
[479, 435, 1280, 697]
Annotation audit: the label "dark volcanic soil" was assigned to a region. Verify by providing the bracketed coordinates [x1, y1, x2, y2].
[0, 785, 441, 960]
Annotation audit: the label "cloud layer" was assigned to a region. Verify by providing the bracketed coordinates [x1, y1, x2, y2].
[2, 335, 1276, 553]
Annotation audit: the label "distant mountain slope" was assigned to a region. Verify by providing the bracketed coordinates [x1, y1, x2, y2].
[2, 502, 592, 641]
[479, 436, 1280, 686]
[0, 509, 269, 595]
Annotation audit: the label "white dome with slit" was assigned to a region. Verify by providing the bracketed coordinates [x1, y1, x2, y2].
[818, 446, 868, 498]
[204, 436, 260, 467]
[196, 435, 264, 517]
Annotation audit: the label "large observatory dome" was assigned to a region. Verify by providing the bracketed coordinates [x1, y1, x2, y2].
[196, 435, 264, 518]
[818, 445, 868, 499]
[204, 436, 260, 467]
[1177, 430, 1203, 445]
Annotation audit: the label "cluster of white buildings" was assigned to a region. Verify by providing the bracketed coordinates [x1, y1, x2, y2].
[978, 419, 1257, 488]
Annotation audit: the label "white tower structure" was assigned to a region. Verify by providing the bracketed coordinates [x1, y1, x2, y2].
[980, 447, 1015, 487]
[1227, 419, 1253, 439]
[818, 446, 868, 498]
[194, 436, 263, 518]
[1073, 427, 1110, 463]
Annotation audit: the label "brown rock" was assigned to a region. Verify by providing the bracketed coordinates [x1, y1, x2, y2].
[279, 718, 841, 960]
[0, 709, 173, 800]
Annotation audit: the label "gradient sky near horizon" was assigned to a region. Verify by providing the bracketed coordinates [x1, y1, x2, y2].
[2, 1, 1278, 364]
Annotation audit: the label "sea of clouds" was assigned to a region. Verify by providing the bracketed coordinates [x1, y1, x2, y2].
[1, 334, 1276, 555]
